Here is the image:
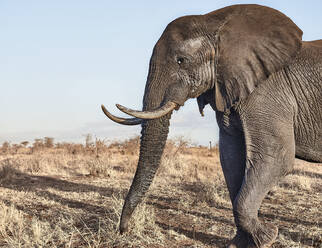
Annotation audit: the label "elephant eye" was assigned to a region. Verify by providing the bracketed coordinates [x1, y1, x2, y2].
[177, 57, 184, 65]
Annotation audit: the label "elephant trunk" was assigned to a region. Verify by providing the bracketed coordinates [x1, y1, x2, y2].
[119, 73, 189, 233]
[119, 115, 171, 233]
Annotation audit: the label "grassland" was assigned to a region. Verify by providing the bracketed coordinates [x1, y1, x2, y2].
[0, 137, 321, 247]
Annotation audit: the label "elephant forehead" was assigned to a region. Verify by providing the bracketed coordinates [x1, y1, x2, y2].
[178, 37, 205, 54]
[170, 38, 203, 55]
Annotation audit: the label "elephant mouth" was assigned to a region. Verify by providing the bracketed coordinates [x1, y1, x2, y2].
[101, 100, 179, 124]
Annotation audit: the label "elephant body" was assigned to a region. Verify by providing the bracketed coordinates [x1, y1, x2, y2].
[237, 40, 322, 165]
[293, 41, 322, 162]
[103, 4, 322, 248]
[216, 40, 322, 246]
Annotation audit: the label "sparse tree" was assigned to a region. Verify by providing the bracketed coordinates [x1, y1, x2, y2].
[21, 141, 29, 147]
[32, 138, 44, 151]
[44, 137, 54, 148]
[1, 141, 10, 154]
[12, 144, 21, 154]
[84, 134, 93, 148]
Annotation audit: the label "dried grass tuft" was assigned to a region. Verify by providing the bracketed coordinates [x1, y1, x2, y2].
[0, 137, 320, 247]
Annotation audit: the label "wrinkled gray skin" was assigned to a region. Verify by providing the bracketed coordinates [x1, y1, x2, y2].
[116, 4, 322, 248]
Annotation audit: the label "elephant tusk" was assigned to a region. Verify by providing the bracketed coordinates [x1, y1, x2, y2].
[116, 101, 178, 119]
[101, 104, 142, 125]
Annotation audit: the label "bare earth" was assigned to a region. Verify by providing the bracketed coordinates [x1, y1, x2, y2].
[0, 138, 321, 247]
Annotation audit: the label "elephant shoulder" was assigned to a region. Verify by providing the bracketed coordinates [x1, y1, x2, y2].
[301, 40, 322, 59]
[302, 39, 322, 48]
[291, 41, 322, 74]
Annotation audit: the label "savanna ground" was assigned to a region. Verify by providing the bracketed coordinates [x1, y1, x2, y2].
[0, 136, 321, 248]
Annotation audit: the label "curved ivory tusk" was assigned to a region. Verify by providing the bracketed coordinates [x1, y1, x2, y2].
[116, 101, 178, 119]
[101, 104, 142, 125]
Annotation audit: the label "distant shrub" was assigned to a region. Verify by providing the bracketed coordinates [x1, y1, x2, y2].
[0, 142, 10, 154]
[32, 138, 44, 152]
[84, 134, 94, 148]
[44, 137, 54, 148]
[108, 136, 140, 155]
[55, 142, 85, 154]
[20, 141, 29, 147]
[94, 138, 108, 157]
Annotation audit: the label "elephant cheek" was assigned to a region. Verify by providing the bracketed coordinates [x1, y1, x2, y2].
[164, 83, 190, 106]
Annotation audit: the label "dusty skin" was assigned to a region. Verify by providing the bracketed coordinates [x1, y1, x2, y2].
[0, 137, 321, 247]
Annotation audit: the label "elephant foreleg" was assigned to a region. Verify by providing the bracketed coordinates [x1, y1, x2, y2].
[216, 112, 250, 247]
[232, 110, 295, 247]
[218, 122, 246, 203]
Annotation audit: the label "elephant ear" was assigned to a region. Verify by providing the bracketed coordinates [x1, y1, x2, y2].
[208, 5, 303, 111]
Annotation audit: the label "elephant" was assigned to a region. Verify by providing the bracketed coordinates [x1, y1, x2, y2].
[101, 4, 322, 248]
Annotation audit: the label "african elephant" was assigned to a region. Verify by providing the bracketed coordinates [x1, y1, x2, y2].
[102, 4, 322, 248]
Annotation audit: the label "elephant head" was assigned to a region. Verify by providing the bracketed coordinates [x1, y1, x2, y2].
[102, 4, 302, 233]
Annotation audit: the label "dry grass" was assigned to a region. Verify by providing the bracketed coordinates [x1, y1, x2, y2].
[0, 137, 321, 247]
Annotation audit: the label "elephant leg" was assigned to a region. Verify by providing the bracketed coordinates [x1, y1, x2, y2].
[219, 126, 246, 203]
[233, 164, 280, 247]
[216, 112, 250, 248]
[232, 114, 295, 247]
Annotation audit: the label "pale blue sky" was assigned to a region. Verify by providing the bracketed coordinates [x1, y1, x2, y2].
[1, 1, 321, 145]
